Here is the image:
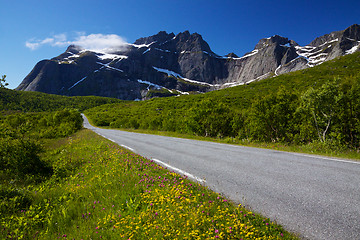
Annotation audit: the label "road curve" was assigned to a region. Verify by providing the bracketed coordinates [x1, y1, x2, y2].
[83, 114, 360, 240]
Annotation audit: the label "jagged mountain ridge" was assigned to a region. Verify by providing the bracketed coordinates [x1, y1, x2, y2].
[17, 24, 360, 100]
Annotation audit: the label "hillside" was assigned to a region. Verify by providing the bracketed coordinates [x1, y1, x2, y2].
[0, 88, 122, 112]
[85, 52, 360, 149]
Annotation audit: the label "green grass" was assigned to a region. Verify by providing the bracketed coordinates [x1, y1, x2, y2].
[0, 88, 123, 112]
[0, 129, 299, 239]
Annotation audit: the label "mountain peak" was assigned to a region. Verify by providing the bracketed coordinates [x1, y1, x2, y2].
[134, 31, 175, 46]
[133, 30, 213, 53]
[308, 24, 360, 48]
[255, 35, 296, 49]
[65, 45, 82, 53]
[173, 31, 213, 53]
[174, 31, 202, 40]
[177, 30, 191, 37]
[226, 52, 239, 58]
[309, 30, 342, 47]
[343, 24, 360, 41]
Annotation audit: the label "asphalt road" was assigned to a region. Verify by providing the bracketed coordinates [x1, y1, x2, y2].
[83, 115, 360, 240]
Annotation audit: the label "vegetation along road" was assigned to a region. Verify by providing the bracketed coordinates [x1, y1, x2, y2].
[83, 114, 360, 240]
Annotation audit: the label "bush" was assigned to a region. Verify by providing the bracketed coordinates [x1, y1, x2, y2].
[0, 185, 32, 216]
[186, 99, 234, 137]
[302, 139, 347, 154]
[0, 137, 52, 176]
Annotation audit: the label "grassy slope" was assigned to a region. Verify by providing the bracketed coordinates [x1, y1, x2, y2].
[0, 88, 123, 112]
[0, 129, 298, 239]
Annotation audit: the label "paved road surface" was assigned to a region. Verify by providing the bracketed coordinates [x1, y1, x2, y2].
[83, 115, 360, 240]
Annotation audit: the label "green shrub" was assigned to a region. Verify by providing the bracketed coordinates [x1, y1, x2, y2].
[0, 137, 51, 176]
[0, 185, 32, 216]
[0, 110, 84, 178]
[51, 109, 83, 137]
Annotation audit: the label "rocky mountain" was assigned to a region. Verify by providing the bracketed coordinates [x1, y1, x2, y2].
[17, 24, 360, 100]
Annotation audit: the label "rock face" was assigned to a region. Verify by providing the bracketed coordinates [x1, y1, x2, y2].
[17, 24, 360, 100]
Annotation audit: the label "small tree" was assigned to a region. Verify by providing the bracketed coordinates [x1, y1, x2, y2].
[297, 79, 342, 142]
[247, 87, 298, 142]
[186, 99, 234, 137]
[1, 75, 9, 88]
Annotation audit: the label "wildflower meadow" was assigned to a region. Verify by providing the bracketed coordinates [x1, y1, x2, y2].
[1, 129, 298, 239]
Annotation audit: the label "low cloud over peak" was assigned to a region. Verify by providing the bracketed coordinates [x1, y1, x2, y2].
[25, 33, 128, 52]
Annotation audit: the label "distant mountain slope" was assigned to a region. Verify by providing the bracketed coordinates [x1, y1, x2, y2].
[17, 24, 360, 100]
[0, 88, 122, 112]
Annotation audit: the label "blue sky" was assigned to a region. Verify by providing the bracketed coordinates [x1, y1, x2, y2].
[1, 0, 359, 89]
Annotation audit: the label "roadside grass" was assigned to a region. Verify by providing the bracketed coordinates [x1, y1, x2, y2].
[1, 129, 299, 239]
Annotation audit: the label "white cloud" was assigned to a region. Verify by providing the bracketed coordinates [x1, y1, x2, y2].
[25, 34, 67, 50]
[25, 33, 128, 52]
[25, 41, 41, 50]
[72, 34, 128, 51]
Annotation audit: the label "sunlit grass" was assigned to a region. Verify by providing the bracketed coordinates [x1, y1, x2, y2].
[1, 129, 298, 239]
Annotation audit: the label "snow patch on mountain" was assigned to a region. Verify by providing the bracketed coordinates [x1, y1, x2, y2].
[153, 67, 182, 78]
[67, 51, 80, 57]
[129, 41, 157, 48]
[142, 49, 151, 54]
[236, 49, 259, 60]
[153, 67, 215, 86]
[224, 72, 271, 87]
[318, 38, 339, 47]
[137, 79, 163, 90]
[137, 79, 190, 96]
[96, 52, 128, 60]
[96, 62, 124, 72]
[295, 45, 316, 52]
[57, 51, 81, 64]
[154, 48, 171, 53]
[346, 44, 360, 55]
[296, 45, 330, 67]
[275, 65, 282, 76]
[68, 76, 87, 90]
